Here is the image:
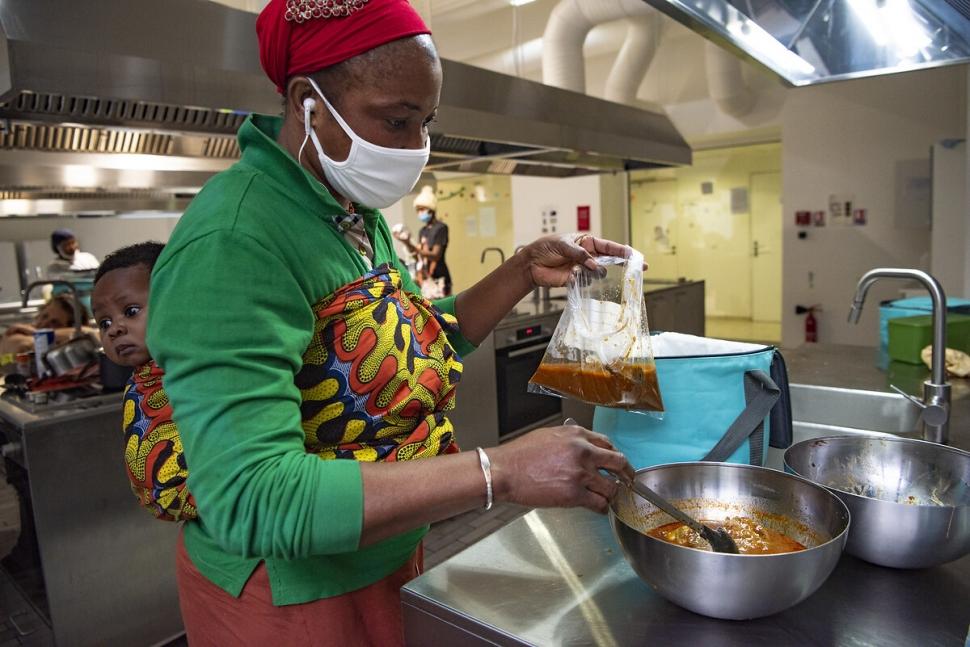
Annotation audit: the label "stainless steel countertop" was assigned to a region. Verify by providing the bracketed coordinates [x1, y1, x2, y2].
[497, 300, 566, 329]
[496, 279, 706, 329]
[402, 343, 970, 645]
[781, 343, 970, 448]
[403, 506, 970, 646]
[0, 388, 122, 431]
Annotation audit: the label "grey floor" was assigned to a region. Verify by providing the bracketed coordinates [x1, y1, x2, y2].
[424, 502, 532, 569]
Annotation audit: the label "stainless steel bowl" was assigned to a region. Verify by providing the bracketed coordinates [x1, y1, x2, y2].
[785, 435, 970, 569]
[609, 462, 849, 620]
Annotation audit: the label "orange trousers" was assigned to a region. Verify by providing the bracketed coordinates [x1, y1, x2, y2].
[175, 530, 423, 646]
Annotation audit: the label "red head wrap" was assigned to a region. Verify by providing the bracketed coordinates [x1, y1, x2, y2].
[257, 0, 431, 95]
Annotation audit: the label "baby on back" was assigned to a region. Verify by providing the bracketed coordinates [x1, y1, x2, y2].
[92, 242, 196, 521]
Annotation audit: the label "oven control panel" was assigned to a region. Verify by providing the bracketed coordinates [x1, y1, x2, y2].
[515, 324, 545, 342]
[494, 313, 561, 350]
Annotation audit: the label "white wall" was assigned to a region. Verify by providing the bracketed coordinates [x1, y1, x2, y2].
[931, 140, 968, 299]
[0, 215, 180, 301]
[781, 66, 967, 348]
[599, 171, 630, 246]
[510, 175, 601, 248]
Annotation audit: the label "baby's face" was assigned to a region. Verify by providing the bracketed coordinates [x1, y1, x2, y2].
[92, 265, 152, 367]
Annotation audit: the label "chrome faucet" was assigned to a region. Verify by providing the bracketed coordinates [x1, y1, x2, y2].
[22, 280, 84, 340]
[848, 268, 950, 444]
[480, 247, 506, 265]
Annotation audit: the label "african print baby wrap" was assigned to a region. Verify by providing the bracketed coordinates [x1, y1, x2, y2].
[123, 361, 197, 521]
[297, 264, 463, 461]
[122, 264, 463, 521]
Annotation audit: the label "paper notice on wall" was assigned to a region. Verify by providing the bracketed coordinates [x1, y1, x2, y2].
[828, 194, 854, 226]
[894, 158, 931, 230]
[465, 215, 479, 237]
[730, 187, 749, 214]
[478, 206, 497, 237]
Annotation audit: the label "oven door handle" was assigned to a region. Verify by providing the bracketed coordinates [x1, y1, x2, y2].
[505, 341, 552, 359]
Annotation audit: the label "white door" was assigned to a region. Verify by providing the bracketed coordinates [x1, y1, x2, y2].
[750, 172, 782, 323]
[630, 179, 680, 280]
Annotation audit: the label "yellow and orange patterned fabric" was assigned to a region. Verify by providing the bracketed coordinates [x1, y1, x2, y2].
[123, 361, 197, 521]
[122, 263, 463, 521]
[297, 263, 463, 461]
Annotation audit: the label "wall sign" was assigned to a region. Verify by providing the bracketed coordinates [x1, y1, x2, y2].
[577, 205, 591, 232]
[829, 193, 854, 226]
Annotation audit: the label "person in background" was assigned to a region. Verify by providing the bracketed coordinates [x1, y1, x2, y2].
[148, 1, 633, 644]
[0, 295, 95, 358]
[396, 185, 451, 296]
[47, 229, 100, 277]
[91, 242, 196, 522]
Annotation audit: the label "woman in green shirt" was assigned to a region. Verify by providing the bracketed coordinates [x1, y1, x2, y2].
[147, 1, 634, 644]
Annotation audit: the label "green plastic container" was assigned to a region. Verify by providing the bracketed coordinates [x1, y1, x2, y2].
[887, 313, 970, 365]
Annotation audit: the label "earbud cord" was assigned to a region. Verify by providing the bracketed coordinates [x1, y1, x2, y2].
[298, 102, 311, 165]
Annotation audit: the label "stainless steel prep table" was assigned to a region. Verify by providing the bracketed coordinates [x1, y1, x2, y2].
[402, 344, 970, 646]
[402, 506, 969, 646]
[0, 390, 182, 647]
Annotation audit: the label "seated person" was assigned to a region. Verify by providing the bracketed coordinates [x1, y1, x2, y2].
[48, 228, 100, 276]
[0, 295, 96, 357]
[92, 242, 196, 522]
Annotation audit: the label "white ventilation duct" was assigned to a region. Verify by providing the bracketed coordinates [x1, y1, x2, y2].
[704, 41, 756, 118]
[604, 16, 662, 104]
[542, 0, 658, 97]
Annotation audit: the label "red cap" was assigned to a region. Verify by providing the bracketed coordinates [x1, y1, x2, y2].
[257, 0, 431, 95]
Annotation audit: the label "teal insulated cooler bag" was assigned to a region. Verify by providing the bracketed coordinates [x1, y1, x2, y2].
[593, 333, 792, 468]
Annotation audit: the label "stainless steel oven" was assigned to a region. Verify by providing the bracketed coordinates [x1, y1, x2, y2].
[494, 315, 563, 439]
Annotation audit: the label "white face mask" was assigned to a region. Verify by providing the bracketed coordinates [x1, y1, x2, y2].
[300, 77, 430, 210]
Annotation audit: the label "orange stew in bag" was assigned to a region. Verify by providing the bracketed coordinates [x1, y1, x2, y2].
[529, 251, 663, 412]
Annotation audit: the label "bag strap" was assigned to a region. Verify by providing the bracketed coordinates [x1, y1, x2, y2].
[701, 370, 781, 465]
[768, 351, 794, 449]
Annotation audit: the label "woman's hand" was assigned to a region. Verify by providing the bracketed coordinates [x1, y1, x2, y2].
[517, 234, 635, 288]
[488, 424, 634, 514]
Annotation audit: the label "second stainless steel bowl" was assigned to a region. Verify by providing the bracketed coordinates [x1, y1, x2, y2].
[610, 462, 850, 620]
[785, 435, 970, 569]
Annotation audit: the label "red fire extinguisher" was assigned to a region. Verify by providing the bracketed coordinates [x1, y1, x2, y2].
[796, 305, 820, 343]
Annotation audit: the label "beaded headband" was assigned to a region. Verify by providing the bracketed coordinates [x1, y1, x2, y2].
[284, 0, 370, 23]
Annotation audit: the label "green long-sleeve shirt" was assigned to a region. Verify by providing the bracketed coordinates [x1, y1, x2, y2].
[147, 114, 474, 605]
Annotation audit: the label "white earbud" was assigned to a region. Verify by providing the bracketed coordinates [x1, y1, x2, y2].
[299, 97, 317, 163]
[302, 97, 316, 133]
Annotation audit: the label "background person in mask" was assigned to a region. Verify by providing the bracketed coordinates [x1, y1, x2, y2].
[147, 2, 635, 644]
[47, 229, 100, 277]
[396, 185, 451, 296]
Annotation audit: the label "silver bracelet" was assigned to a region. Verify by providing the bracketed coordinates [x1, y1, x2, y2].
[476, 447, 493, 511]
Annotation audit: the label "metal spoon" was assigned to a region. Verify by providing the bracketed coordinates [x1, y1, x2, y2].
[561, 418, 739, 554]
[611, 469, 739, 554]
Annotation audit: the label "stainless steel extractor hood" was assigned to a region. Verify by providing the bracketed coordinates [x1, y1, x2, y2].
[0, 0, 690, 206]
[641, 0, 970, 86]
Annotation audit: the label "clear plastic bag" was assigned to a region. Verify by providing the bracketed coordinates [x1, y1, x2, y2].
[528, 250, 664, 412]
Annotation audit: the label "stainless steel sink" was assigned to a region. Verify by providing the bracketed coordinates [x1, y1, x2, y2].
[766, 384, 920, 470]
[790, 384, 920, 433]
